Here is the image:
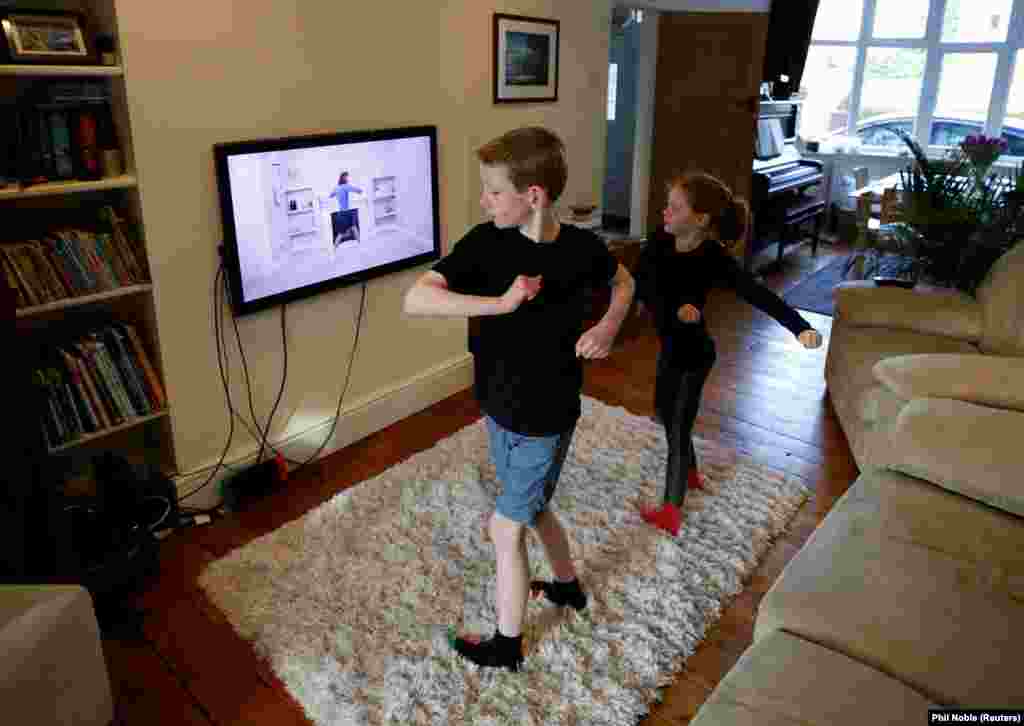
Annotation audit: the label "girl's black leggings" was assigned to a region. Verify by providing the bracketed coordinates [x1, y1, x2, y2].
[654, 349, 714, 506]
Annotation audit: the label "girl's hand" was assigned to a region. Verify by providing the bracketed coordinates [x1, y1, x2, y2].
[798, 329, 823, 349]
[677, 304, 701, 323]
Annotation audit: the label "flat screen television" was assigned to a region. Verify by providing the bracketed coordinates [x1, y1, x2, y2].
[213, 125, 441, 316]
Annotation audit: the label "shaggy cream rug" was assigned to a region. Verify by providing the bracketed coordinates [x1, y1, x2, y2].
[198, 396, 810, 725]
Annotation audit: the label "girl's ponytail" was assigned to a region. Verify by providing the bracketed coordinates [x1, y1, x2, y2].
[719, 196, 751, 249]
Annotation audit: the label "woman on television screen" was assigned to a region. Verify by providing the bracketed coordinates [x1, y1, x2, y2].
[328, 171, 363, 246]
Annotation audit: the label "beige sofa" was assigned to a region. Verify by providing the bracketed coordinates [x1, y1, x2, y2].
[0, 585, 114, 726]
[692, 242, 1024, 724]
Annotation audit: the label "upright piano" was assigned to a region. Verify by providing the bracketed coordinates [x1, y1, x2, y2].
[748, 101, 825, 272]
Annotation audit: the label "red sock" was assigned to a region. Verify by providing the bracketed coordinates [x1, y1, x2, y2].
[688, 469, 707, 491]
[640, 502, 682, 536]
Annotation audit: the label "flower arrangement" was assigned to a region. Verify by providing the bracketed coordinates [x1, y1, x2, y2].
[959, 134, 1008, 191]
[960, 134, 1008, 170]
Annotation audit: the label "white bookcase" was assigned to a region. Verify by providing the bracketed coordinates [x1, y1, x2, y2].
[372, 175, 398, 226]
[6, 1, 174, 472]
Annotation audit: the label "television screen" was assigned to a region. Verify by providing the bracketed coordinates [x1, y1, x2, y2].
[213, 125, 441, 315]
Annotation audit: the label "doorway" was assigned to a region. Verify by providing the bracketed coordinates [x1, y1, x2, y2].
[602, 6, 658, 239]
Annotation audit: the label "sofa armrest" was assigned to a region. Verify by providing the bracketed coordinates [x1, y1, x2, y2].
[0, 585, 114, 726]
[833, 281, 983, 342]
[874, 354, 1024, 411]
[884, 397, 1024, 517]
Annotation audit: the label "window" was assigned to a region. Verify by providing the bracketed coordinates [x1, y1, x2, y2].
[860, 47, 926, 130]
[873, 0, 928, 39]
[801, 46, 857, 139]
[804, 0, 1024, 156]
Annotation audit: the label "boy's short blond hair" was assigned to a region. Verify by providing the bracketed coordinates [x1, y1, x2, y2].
[476, 127, 568, 203]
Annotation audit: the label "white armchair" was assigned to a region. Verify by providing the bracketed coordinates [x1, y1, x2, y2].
[1, 585, 114, 726]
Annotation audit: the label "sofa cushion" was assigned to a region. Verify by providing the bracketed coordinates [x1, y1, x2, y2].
[826, 325, 979, 394]
[825, 323, 977, 468]
[690, 630, 932, 725]
[884, 397, 1024, 517]
[874, 354, 1024, 412]
[976, 240, 1024, 356]
[833, 281, 983, 342]
[755, 469, 1024, 706]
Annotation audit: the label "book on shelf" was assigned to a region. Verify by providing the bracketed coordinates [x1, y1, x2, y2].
[5, 205, 150, 310]
[32, 322, 165, 450]
[14, 80, 119, 185]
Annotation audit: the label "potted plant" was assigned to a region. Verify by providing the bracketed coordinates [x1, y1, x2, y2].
[890, 128, 1015, 291]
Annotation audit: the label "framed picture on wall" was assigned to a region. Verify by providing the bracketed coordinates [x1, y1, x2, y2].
[493, 13, 559, 104]
[1, 10, 93, 64]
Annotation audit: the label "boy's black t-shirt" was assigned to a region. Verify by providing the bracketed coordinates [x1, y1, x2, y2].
[433, 222, 618, 436]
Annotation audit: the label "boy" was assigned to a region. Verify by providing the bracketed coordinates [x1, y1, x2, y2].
[403, 127, 635, 671]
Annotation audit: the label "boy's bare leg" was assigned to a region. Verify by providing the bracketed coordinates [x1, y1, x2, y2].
[533, 508, 576, 581]
[451, 512, 527, 671]
[490, 513, 529, 636]
[530, 508, 588, 610]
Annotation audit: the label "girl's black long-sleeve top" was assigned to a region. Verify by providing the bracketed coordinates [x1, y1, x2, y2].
[634, 230, 813, 366]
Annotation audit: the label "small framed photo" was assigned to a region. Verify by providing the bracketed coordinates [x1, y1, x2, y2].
[493, 13, 559, 104]
[1, 10, 93, 64]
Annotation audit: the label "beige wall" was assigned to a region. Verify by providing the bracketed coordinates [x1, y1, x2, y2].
[114, 0, 613, 476]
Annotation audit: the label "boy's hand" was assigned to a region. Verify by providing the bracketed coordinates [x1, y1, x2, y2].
[576, 320, 617, 359]
[677, 304, 701, 323]
[798, 329, 823, 349]
[500, 275, 542, 313]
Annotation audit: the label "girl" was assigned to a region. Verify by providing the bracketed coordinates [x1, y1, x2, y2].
[634, 171, 822, 536]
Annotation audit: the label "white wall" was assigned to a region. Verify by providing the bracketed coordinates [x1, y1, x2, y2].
[114, 0, 614, 489]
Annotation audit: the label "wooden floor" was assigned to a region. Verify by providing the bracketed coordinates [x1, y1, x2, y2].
[103, 238, 858, 725]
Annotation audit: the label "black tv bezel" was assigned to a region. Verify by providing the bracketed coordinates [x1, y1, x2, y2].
[213, 125, 442, 316]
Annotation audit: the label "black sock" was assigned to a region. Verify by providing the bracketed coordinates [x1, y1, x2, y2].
[452, 630, 524, 672]
[530, 577, 588, 611]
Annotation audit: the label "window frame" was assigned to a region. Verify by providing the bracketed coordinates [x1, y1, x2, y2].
[810, 0, 1024, 156]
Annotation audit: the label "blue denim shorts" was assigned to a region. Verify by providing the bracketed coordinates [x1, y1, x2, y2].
[486, 416, 575, 526]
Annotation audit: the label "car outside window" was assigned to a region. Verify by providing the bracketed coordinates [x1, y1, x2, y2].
[929, 121, 1024, 156]
[930, 122, 979, 147]
[1001, 131, 1024, 155]
[857, 121, 911, 147]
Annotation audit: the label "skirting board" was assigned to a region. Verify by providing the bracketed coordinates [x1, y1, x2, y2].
[173, 353, 474, 510]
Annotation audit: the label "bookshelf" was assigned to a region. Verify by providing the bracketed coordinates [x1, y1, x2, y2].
[0, 174, 137, 199]
[48, 410, 169, 455]
[0, 64, 124, 77]
[373, 175, 399, 226]
[6, 1, 174, 473]
[15, 282, 152, 318]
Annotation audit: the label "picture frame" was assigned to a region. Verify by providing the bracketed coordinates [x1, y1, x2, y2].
[493, 13, 559, 104]
[1, 10, 93, 65]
